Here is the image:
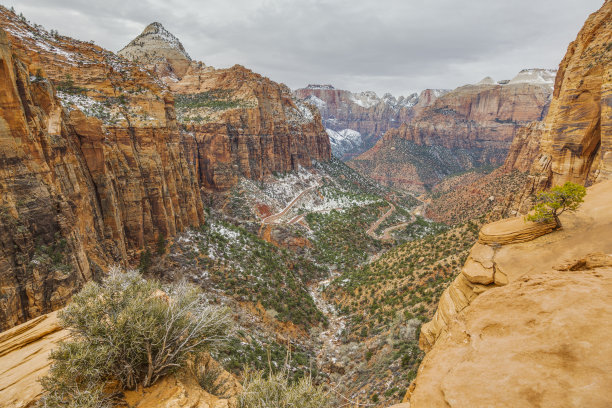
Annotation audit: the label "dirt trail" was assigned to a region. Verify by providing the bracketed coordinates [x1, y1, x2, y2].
[257, 181, 321, 236]
[366, 203, 396, 239]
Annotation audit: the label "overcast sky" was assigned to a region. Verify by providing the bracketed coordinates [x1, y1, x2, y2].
[7, 0, 604, 96]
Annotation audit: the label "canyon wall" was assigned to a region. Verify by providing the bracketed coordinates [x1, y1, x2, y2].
[0, 12, 206, 330]
[350, 70, 554, 192]
[507, 0, 611, 195]
[410, 3, 612, 406]
[0, 11, 330, 330]
[120, 23, 332, 190]
[294, 85, 428, 159]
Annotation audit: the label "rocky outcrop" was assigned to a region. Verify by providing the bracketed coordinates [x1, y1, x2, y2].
[0, 10, 206, 330]
[350, 70, 554, 192]
[121, 25, 332, 191]
[411, 179, 612, 407]
[419, 179, 612, 352]
[411, 266, 612, 408]
[294, 85, 425, 159]
[0, 311, 67, 407]
[477, 216, 556, 245]
[509, 1, 612, 196]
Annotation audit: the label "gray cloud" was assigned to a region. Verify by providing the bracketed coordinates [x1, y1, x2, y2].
[8, 0, 604, 96]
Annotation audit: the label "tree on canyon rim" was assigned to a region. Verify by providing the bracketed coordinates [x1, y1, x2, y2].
[526, 182, 586, 229]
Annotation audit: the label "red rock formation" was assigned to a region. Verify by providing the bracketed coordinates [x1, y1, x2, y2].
[0, 10, 207, 330]
[120, 25, 332, 190]
[350, 71, 554, 191]
[0, 10, 331, 330]
[294, 85, 423, 159]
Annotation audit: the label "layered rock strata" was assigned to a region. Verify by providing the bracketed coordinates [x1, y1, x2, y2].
[294, 85, 431, 159]
[0, 10, 330, 330]
[350, 70, 554, 191]
[121, 25, 332, 190]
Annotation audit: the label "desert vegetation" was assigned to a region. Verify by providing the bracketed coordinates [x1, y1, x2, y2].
[238, 369, 332, 408]
[527, 181, 586, 229]
[38, 268, 232, 407]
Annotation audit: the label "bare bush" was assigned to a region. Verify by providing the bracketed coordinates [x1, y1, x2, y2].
[39, 267, 233, 406]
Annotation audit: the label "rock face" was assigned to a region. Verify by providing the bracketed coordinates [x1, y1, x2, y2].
[0, 10, 206, 330]
[350, 70, 554, 192]
[410, 179, 612, 407]
[508, 1, 612, 196]
[0, 11, 329, 330]
[294, 85, 428, 159]
[121, 25, 332, 191]
[0, 311, 67, 407]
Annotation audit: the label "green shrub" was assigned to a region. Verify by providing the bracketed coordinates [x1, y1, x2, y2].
[526, 182, 586, 229]
[238, 369, 331, 408]
[38, 268, 233, 406]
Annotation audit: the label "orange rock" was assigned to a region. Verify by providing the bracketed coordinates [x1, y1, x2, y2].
[0, 311, 69, 408]
[509, 0, 612, 195]
[413, 179, 612, 407]
[348, 72, 553, 192]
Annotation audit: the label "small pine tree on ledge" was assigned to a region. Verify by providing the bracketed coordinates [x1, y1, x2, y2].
[526, 182, 586, 229]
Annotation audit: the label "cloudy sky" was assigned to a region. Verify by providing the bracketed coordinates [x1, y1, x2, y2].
[8, 0, 604, 96]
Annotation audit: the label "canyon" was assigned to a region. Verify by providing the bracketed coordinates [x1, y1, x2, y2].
[0, 1, 610, 407]
[0, 10, 329, 331]
[349, 69, 556, 193]
[294, 85, 448, 159]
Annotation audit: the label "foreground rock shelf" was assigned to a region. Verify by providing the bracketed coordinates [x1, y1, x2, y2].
[410, 179, 612, 407]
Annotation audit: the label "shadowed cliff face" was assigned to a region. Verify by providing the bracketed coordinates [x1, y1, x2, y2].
[0, 8, 331, 330]
[0, 11, 207, 330]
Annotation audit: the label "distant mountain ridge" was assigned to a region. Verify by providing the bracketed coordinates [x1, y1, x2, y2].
[295, 85, 449, 159]
[348, 68, 556, 193]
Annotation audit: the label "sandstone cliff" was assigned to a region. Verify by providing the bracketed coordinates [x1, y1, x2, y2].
[506, 0, 612, 197]
[0, 10, 330, 330]
[410, 179, 612, 407]
[294, 85, 427, 159]
[0, 9, 207, 330]
[350, 70, 554, 192]
[121, 24, 332, 190]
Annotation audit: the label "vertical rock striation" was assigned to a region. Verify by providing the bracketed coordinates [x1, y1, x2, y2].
[508, 0, 612, 195]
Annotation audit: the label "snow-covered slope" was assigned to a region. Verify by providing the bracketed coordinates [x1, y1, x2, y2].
[326, 128, 365, 158]
[508, 68, 557, 89]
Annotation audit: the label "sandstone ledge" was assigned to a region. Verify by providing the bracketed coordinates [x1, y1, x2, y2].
[0, 311, 68, 408]
[478, 216, 556, 245]
[420, 179, 612, 353]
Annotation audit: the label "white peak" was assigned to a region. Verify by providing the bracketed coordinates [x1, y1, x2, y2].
[119, 21, 191, 61]
[350, 91, 380, 108]
[476, 76, 496, 85]
[508, 68, 557, 86]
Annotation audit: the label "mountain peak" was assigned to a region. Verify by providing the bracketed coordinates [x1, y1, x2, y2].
[118, 21, 192, 77]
